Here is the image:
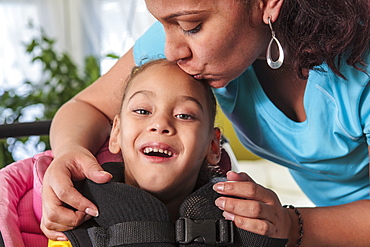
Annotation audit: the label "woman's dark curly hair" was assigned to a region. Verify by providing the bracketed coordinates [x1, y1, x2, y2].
[275, 0, 370, 79]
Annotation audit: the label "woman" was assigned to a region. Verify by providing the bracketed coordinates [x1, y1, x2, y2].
[41, 0, 370, 246]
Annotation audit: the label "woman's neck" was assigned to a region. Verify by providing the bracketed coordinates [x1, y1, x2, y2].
[253, 59, 308, 122]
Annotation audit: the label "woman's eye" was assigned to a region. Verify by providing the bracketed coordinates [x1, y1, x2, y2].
[134, 109, 151, 115]
[176, 114, 193, 120]
[183, 24, 202, 35]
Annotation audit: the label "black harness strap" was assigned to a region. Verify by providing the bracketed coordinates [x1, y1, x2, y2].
[88, 221, 175, 247]
[176, 218, 234, 246]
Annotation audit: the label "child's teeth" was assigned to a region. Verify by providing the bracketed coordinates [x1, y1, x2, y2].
[143, 147, 173, 157]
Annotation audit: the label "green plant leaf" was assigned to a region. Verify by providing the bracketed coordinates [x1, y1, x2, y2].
[0, 25, 102, 167]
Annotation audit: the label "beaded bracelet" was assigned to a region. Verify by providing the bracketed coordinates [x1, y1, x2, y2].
[283, 205, 303, 247]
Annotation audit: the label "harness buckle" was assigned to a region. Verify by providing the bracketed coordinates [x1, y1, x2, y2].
[176, 217, 234, 246]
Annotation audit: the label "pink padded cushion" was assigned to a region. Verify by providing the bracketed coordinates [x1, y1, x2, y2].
[0, 155, 47, 247]
[18, 189, 48, 247]
[33, 154, 53, 223]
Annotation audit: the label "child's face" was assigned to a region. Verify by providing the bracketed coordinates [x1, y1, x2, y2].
[109, 62, 220, 199]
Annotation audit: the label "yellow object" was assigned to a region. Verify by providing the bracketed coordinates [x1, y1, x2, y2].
[215, 105, 260, 161]
[48, 240, 72, 247]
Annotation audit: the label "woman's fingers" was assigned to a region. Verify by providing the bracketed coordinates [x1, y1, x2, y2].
[221, 205, 278, 236]
[226, 171, 255, 182]
[42, 176, 92, 223]
[43, 162, 99, 216]
[41, 151, 111, 237]
[41, 184, 87, 239]
[40, 226, 68, 241]
[233, 215, 276, 236]
[215, 196, 276, 223]
[214, 179, 276, 204]
[214, 193, 287, 238]
[213, 172, 291, 238]
[85, 169, 113, 184]
[78, 152, 113, 183]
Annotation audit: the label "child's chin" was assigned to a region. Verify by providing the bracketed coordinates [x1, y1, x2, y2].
[141, 184, 169, 194]
[140, 183, 174, 197]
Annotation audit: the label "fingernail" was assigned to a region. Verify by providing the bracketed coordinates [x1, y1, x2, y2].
[215, 198, 225, 210]
[85, 207, 99, 217]
[56, 236, 68, 241]
[99, 171, 113, 177]
[223, 211, 235, 221]
[213, 183, 224, 192]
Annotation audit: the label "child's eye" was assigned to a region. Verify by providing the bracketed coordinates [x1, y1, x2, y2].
[134, 109, 151, 115]
[183, 24, 202, 35]
[175, 114, 193, 120]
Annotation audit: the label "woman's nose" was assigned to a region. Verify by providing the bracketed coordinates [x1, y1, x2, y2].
[164, 32, 192, 62]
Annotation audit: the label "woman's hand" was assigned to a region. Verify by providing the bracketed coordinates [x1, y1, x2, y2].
[40, 146, 112, 240]
[213, 171, 292, 239]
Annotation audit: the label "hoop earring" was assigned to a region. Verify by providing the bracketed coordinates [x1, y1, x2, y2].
[266, 17, 284, 69]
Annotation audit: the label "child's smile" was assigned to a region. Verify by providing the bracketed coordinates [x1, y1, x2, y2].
[141, 142, 176, 161]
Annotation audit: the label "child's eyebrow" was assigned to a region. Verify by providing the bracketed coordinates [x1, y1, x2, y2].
[128, 90, 204, 112]
[178, 96, 204, 113]
[128, 90, 155, 101]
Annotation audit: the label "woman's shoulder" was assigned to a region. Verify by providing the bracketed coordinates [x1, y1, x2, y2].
[338, 52, 370, 87]
[313, 54, 369, 89]
[133, 21, 166, 65]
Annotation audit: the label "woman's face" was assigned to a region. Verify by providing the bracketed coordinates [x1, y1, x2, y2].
[145, 0, 269, 88]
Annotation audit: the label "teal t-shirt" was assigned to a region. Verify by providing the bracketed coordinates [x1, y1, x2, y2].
[133, 21, 370, 206]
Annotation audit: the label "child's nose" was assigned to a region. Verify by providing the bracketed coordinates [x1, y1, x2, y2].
[148, 117, 175, 135]
[149, 126, 170, 134]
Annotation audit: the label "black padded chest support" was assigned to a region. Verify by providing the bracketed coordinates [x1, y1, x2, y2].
[64, 162, 288, 247]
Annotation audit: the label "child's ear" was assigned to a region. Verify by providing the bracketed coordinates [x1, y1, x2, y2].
[109, 115, 122, 154]
[206, 127, 221, 165]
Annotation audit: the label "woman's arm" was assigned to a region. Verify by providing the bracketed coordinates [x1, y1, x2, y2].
[41, 48, 135, 240]
[50, 47, 136, 153]
[214, 151, 370, 246]
[297, 200, 370, 246]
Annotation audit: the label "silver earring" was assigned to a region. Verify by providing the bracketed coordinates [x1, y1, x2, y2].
[266, 17, 284, 69]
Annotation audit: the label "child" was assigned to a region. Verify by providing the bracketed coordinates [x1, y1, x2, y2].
[50, 59, 287, 246]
